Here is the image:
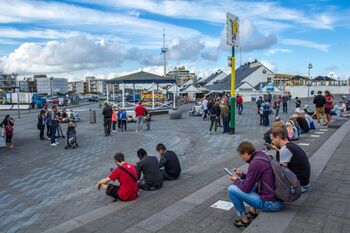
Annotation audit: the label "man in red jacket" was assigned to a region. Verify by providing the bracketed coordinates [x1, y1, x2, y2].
[135, 102, 146, 132]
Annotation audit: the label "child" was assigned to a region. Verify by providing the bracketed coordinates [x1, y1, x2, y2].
[144, 109, 151, 130]
[121, 109, 127, 131]
[117, 110, 122, 130]
[112, 108, 117, 132]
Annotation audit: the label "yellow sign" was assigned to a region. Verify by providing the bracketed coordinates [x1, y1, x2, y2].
[226, 13, 239, 47]
[141, 91, 164, 102]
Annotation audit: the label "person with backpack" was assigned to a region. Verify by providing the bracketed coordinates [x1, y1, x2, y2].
[227, 141, 284, 227]
[0, 115, 14, 148]
[96, 152, 139, 201]
[271, 128, 311, 192]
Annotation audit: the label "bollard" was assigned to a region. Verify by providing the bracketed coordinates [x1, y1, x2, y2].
[89, 109, 96, 124]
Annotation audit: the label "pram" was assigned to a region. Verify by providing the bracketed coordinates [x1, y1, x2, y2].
[64, 123, 78, 149]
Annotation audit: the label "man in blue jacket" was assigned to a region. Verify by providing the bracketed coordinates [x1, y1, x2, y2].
[227, 141, 284, 227]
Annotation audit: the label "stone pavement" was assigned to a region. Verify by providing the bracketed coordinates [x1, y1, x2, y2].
[0, 99, 348, 233]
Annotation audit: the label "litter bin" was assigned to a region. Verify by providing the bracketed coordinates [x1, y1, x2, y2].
[89, 109, 96, 124]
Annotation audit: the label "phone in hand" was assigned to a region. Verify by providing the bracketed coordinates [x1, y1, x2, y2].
[224, 168, 234, 176]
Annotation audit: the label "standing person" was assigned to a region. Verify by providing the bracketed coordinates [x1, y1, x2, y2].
[295, 97, 301, 112]
[102, 102, 113, 136]
[256, 96, 263, 114]
[45, 110, 51, 139]
[135, 148, 163, 191]
[135, 102, 146, 132]
[202, 97, 209, 120]
[262, 99, 271, 126]
[50, 106, 59, 146]
[208, 99, 221, 135]
[0, 115, 14, 148]
[227, 141, 284, 227]
[144, 109, 151, 131]
[274, 96, 281, 117]
[267, 92, 272, 103]
[117, 109, 122, 130]
[96, 152, 139, 201]
[112, 108, 117, 132]
[221, 101, 230, 134]
[282, 93, 289, 114]
[236, 94, 243, 115]
[156, 143, 181, 180]
[324, 90, 334, 123]
[121, 109, 127, 131]
[56, 112, 65, 138]
[313, 91, 328, 126]
[37, 110, 46, 140]
[270, 128, 311, 192]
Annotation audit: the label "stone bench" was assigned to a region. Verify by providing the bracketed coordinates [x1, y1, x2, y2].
[169, 109, 182, 120]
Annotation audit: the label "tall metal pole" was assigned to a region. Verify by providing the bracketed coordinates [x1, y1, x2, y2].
[229, 46, 236, 134]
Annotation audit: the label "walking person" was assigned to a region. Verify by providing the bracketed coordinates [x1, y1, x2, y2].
[282, 93, 289, 114]
[208, 99, 221, 134]
[121, 109, 127, 131]
[236, 94, 243, 115]
[202, 97, 209, 120]
[117, 109, 122, 130]
[0, 115, 14, 148]
[135, 102, 146, 132]
[112, 108, 117, 132]
[262, 99, 271, 126]
[102, 102, 113, 136]
[313, 91, 328, 126]
[144, 109, 151, 131]
[256, 96, 263, 114]
[37, 110, 46, 140]
[45, 110, 51, 139]
[56, 112, 65, 138]
[274, 95, 281, 117]
[221, 102, 230, 134]
[324, 90, 334, 123]
[50, 106, 59, 146]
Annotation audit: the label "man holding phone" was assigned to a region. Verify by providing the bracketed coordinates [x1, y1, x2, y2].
[227, 141, 284, 228]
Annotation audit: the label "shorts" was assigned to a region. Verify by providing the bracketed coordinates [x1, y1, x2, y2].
[106, 184, 120, 200]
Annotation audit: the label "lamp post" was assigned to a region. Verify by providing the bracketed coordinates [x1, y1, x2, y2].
[308, 63, 313, 102]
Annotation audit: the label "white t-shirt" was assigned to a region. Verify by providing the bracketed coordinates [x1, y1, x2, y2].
[202, 99, 208, 110]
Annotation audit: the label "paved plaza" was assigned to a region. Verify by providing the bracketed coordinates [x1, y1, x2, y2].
[0, 100, 349, 233]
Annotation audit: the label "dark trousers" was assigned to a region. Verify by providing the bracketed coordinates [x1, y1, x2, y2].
[209, 117, 218, 132]
[39, 125, 45, 140]
[263, 112, 270, 126]
[104, 118, 112, 136]
[50, 125, 57, 144]
[283, 103, 288, 114]
[275, 107, 280, 117]
[6, 135, 12, 143]
[46, 123, 51, 137]
[112, 121, 116, 131]
[121, 120, 127, 131]
[223, 117, 229, 133]
[138, 180, 162, 191]
[237, 104, 243, 114]
[259, 114, 263, 125]
[161, 169, 178, 180]
[117, 119, 122, 128]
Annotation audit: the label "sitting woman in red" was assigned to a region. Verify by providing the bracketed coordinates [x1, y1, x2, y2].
[96, 152, 139, 201]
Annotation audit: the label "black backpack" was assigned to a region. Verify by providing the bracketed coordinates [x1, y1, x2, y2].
[255, 156, 301, 202]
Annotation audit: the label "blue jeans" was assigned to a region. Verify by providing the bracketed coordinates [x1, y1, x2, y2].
[227, 185, 284, 217]
[136, 116, 143, 132]
[50, 125, 57, 144]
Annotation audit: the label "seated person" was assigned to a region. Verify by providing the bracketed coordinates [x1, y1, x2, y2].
[136, 148, 163, 191]
[156, 143, 181, 180]
[96, 152, 139, 201]
[227, 141, 284, 227]
[271, 128, 311, 193]
[295, 113, 309, 133]
[331, 103, 342, 116]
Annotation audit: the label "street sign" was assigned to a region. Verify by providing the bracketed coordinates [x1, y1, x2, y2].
[266, 82, 275, 92]
[226, 13, 239, 47]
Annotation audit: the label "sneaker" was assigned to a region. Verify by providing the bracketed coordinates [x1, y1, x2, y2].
[50, 143, 57, 146]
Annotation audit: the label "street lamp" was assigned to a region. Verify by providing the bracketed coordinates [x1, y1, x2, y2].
[308, 63, 313, 101]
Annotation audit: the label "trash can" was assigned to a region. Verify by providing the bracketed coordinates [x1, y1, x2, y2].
[89, 109, 96, 124]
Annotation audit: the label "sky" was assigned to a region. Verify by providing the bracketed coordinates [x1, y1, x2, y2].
[0, 0, 349, 81]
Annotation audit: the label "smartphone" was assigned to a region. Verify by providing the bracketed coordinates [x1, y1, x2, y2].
[224, 168, 233, 176]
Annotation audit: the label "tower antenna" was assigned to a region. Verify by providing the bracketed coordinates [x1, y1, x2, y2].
[161, 29, 168, 77]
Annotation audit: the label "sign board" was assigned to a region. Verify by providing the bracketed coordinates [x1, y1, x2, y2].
[266, 82, 275, 92]
[226, 13, 239, 47]
[141, 91, 164, 102]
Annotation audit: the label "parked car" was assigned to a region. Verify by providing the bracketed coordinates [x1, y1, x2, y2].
[88, 96, 99, 102]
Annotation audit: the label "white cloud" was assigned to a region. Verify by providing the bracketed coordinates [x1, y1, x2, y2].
[260, 60, 278, 72]
[265, 48, 292, 56]
[2, 35, 127, 74]
[281, 38, 330, 52]
[168, 37, 205, 61]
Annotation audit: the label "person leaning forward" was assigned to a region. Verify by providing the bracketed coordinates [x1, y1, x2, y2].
[227, 141, 284, 228]
[96, 152, 139, 201]
[136, 148, 163, 191]
[156, 143, 181, 180]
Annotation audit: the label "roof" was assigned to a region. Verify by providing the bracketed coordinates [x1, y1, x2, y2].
[292, 75, 308, 80]
[254, 82, 268, 90]
[107, 71, 176, 84]
[313, 76, 336, 81]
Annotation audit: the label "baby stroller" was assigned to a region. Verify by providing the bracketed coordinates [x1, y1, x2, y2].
[65, 122, 78, 149]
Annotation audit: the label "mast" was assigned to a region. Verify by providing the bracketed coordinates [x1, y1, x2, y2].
[161, 29, 168, 77]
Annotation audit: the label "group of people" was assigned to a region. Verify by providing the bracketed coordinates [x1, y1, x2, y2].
[96, 143, 181, 201]
[102, 101, 151, 136]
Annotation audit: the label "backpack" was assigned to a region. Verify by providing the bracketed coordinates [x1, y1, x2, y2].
[255, 156, 301, 202]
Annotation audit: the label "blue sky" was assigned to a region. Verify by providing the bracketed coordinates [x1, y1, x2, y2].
[0, 0, 349, 81]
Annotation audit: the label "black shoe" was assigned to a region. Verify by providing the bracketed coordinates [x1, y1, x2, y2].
[233, 219, 251, 228]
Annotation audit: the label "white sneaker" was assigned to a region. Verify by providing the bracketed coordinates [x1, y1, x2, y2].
[51, 143, 57, 146]
[55, 141, 60, 145]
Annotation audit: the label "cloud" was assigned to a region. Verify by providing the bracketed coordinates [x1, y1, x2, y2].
[265, 48, 292, 56]
[326, 65, 339, 70]
[201, 48, 220, 61]
[2, 35, 127, 74]
[168, 37, 205, 61]
[281, 38, 330, 52]
[260, 60, 278, 72]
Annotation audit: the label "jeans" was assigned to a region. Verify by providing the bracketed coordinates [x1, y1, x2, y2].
[275, 107, 280, 117]
[112, 121, 116, 131]
[283, 103, 288, 114]
[50, 125, 57, 144]
[121, 120, 127, 131]
[227, 185, 284, 217]
[209, 117, 218, 132]
[238, 104, 243, 114]
[136, 116, 143, 132]
[203, 110, 208, 119]
[263, 111, 270, 126]
[223, 117, 229, 133]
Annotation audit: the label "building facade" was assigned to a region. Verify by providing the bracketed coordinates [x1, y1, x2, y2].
[167, 66, 197, 86]
[0, 73, 17, 92]
[36, 77, 68, 95]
